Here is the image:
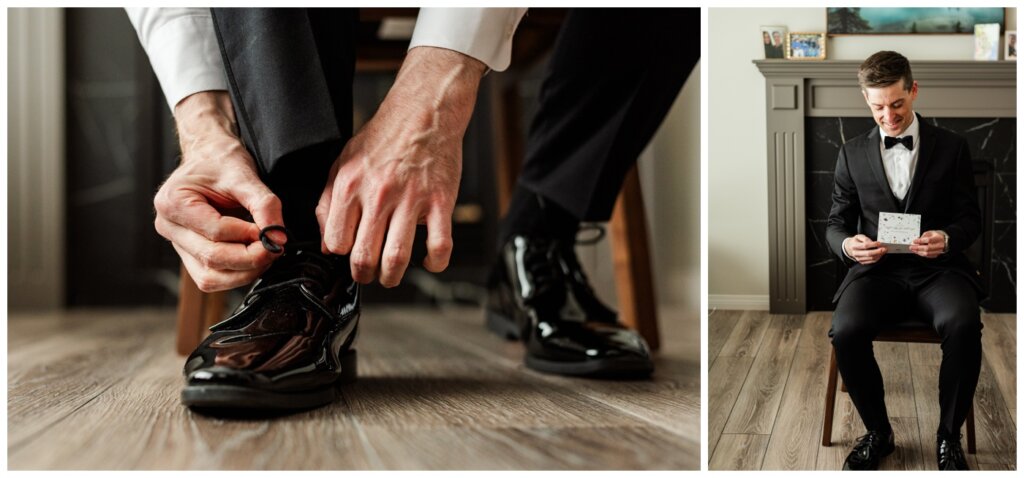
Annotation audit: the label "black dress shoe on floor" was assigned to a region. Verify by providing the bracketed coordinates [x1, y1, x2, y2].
[937, 434, 969, 470]
[181, 244, 360, 412]
[842, 429, 895, 470]
[485, 233, 654, 378]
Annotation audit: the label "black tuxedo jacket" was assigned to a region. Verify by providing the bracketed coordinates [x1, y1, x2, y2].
[826, 114, 984, 302]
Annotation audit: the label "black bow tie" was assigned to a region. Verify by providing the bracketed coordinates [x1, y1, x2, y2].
[884, 135, 914, 150]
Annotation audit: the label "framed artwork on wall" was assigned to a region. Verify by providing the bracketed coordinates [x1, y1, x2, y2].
[827, 8, 1005, 35]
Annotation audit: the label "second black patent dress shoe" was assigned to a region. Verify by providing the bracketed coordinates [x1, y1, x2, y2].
[181, 243, 360, 412]
[842, 429, 895, 470]
[937, 434, 969, 470]
[485, 233, 654, 378]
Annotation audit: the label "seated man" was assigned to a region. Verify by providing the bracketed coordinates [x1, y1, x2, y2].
[128, 8, 699, 411]
[826, 51, 984, 470]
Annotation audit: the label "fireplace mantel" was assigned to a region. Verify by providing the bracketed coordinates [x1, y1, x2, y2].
[754, 60, 1017, 313]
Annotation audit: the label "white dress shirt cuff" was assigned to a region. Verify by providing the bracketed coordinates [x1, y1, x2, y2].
[409, 8, 527, 72]
[842, 237, 855, 261]
[126, 8, 228, 112]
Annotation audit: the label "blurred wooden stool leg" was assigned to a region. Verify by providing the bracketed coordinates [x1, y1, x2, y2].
[175, 264, 227, 356]
[610, 166, 660, 351]
[175, 264, 205, 355]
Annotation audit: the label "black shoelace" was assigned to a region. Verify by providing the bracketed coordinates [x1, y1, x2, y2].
[851, 431, 886, 460]
[937, 436, 966, 469]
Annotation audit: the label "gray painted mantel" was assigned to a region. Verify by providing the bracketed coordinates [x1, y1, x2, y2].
[754, 60, 1017, 314]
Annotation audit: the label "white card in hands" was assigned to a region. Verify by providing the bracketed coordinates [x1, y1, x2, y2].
[877, 212, 921, 254]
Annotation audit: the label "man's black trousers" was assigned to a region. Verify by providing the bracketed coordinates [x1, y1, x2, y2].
[829, 257, 983, 439]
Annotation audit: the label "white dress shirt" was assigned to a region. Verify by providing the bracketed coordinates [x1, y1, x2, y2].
[126, 8, 527, 112]
[879, 112, 920, 201]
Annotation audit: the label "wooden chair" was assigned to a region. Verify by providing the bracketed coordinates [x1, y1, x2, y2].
[821, 321, 976, 453]
[174, 9, 660, 355]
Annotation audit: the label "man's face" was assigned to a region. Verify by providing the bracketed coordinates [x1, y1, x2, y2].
[772, 32, 782, 45]
[862, 79, 918, 137]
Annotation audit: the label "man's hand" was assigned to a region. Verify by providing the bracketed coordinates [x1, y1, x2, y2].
[910, 230, 946, 259]
[317, 46, 486, 287]
[844, 234, 888, 265]
[154, 91, 287, 292]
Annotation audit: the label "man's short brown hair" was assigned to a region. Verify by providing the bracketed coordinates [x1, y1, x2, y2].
[858, 51, 913, 92]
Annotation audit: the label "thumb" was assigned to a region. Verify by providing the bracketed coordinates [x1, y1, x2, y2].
[233, 181, 287, 246]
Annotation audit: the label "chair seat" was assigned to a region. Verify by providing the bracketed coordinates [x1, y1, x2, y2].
[874, 319, 940, 344]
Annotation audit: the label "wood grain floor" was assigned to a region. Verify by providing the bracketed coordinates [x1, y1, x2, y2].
[708, 310, 1016, 471]
[8, 304, 698, 470]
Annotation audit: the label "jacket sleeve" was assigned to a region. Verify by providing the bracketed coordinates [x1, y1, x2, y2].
[125, 8, 227, 112]
[941, 137, 982, 254]
[826, 144, 860, 266]
[409, 8, 528, 72]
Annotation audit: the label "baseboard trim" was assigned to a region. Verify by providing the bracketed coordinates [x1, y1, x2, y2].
[708, 294, 770, 311]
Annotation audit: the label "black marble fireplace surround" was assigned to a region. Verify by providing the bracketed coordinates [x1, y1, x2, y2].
[806, 117, 1016, 312]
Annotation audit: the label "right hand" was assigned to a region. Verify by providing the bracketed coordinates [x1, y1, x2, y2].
[153, 91, 287, 292]
[844, 234, 888, 265]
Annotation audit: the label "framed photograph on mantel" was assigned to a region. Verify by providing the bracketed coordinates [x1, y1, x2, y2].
[827, 7, 1005, 35]
[1007, 31, 1017, 60]
[760, 25, 787, 59]
[786, 32, 826, 60]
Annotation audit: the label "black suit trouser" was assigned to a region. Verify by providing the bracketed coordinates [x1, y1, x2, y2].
[830, 260, 982, 438]
[210, 8, 698, 239]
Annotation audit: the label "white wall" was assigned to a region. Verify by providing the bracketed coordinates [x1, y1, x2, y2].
[708, 8, 1016, 309]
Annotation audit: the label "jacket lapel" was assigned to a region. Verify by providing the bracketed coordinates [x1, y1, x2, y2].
[864, 127, 900, 212]
[903, 113, 935, 211]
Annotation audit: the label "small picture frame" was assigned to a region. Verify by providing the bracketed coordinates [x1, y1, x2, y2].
[974, 23, 1000, 61]
[1006, 30, 1017, 60]
[786, 32, 827, 60]
[760, 26, 787, 59]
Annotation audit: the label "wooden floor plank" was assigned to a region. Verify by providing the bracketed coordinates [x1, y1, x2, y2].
[8, 305, 697, 470]
[708, 309, 741, 366]
[709, 434, 770, 470]
[981, 314, 1017, 424]
[760, 312, 830, 470]
[723, 315, 803, 435]
[717, 310, 771, 359]
[708, 356, 754, 459]
[711, 310, 1015, 471]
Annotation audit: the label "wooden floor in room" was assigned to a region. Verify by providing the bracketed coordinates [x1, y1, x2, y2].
[8, 304, 699, 470]
[708, 310, 1016, 471]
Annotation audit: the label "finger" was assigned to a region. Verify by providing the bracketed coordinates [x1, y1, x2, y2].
[158, 189, 260, 243]
[324, 199, 361, 256]
[422, 204, 453, 273]
[350, 205, 388, 283]
[378, 205, 418, 288]
[174, 243, 264, 292]
[233, 181, 287, 246]
[157, 216, 274, 271]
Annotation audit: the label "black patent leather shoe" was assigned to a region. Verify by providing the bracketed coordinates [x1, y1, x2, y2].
[937, 435, 969, 470]
[842, 429, 895, 470]
[181, 244, 360, 412]
[485, 233, 653, 378]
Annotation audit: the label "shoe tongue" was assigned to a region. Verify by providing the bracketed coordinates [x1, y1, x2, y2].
[261, 249, 341, 295]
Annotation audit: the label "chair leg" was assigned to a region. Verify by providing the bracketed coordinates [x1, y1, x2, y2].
[175, 264, 227, 355]
[610, 166, 660, 351]
[176, 264, 206, 356]
[822, 347, 839, 446]
[966, 403, 976, 454]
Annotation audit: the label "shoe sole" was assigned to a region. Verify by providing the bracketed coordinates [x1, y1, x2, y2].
[485, 309, 654, 378]
[181, 350, 357, 412]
